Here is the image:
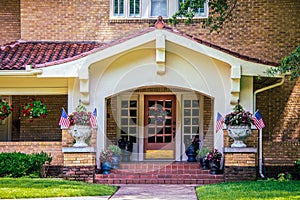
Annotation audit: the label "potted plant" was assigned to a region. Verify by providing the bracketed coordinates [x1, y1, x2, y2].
[68, 102, 94, 147]
[0, 99, 13, 120]
[185, 135, 200, 162]
[118, 137, 133, 162]
[108, 145, 122, 169]
[206, 148, 222, 175]
[100, 149, 113, 174]
[196, 147, 210, 170]
[224, 104, 253, 148]
[22, 98, 48, 122]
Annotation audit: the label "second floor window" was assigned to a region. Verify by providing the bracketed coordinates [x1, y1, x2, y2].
[178, 0, 206, 16]
[151, 0, 167, 17]
[114, 0, 124, 16]
[110, 0, 208, 19]
[130, 0, 141, 17]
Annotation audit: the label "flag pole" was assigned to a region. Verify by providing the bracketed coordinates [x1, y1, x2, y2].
[258, 128, 265, 179]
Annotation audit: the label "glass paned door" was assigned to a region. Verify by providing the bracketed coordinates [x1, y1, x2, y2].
[144, 95, 176, 160]
[183, 99, 201, 150]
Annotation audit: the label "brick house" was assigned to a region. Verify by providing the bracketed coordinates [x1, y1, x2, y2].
[0, 0, 299, 183]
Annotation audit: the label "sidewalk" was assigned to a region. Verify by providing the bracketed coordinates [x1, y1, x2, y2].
[110, 184, 198, 200]
[7, 184, 198, 200]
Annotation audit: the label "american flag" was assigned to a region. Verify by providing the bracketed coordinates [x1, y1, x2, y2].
[216, 112, 225, 133]
[252, 110, 265, 129]
[89, 108, 97, 128]
[58, 108, 70, 128]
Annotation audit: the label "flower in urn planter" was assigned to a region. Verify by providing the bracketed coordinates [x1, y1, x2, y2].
[224, 104, 253, 127]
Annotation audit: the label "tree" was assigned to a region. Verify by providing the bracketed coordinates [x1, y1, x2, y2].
[169, 0, 237, 33]
[266, 45, 300, 80]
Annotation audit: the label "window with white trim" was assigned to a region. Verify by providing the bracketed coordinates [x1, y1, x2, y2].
[110, 0, 208, 19]
[114, 0, 124, 16]
[178, 0, 207, 17]
[129, 0, 141, 17]
[151, 0, 167, 17]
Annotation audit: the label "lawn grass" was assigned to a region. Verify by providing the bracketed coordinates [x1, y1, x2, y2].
[196, 180, 300, 200]
[0, 178, 118, 199]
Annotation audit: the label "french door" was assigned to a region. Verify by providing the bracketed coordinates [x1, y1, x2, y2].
[144, 95, 176, 160]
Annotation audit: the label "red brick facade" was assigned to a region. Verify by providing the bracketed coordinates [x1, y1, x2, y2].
[0, 0, 20, 45]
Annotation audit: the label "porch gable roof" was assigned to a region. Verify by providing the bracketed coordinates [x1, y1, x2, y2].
[0, 27, 278, 72]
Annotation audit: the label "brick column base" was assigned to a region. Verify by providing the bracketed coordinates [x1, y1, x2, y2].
[63, 165, 95, 183]
[224, 147, 257, 182]
[62, 147, 96, 183]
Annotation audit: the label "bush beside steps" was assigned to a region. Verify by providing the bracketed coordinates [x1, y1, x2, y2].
[0, 151, 52, 178]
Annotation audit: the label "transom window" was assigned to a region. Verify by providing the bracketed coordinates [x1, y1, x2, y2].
[110, 0, 208, 19]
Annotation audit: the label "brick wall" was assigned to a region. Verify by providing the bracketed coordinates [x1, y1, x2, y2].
[106, 96, 118, 146]
[224, 148, 257, 182]
[11, 95, 68, 141]
[63, 152, 96, 166]
[63, 153, 96, 182]
[19, 0, 300, 64]
[0, 141, 63, 166]
[255, 77, 300, 177]
[0, 0, 20, 45]
[202, 96, 213, 149]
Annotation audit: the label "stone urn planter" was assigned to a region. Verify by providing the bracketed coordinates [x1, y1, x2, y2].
[69, 124, 92, 147]
[227, 125, 251, 148]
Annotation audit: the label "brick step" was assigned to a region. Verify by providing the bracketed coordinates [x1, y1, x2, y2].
[96, 173, 223, 180]
[111, 168, 206, 174]
[95, 176, 224, 185]
[118, 162, 201, 170]
[95, 162, 224, 184]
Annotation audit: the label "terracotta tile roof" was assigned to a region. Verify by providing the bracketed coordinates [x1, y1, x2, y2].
[0, 27, 278, 70]
[0, 40, 103, 70]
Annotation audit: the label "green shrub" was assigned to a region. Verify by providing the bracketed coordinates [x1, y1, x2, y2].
[296, 159, 300, 177]
[0, 152, 52, 178]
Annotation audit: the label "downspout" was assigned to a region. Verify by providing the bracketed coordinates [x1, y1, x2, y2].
[253, 76, 285, 178]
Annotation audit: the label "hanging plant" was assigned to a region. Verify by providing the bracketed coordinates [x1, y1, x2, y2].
[23, 98, 48, 122]
[0, 99, 13, 120]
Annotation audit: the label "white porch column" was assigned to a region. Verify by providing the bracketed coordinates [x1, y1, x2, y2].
[230, 64, 241, 105]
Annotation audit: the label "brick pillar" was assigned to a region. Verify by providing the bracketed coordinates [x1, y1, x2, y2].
[62, 147, 96, 183]
[223, 148, 257, 182]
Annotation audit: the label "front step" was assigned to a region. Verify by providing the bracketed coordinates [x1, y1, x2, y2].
[95, 162, 224, 184]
